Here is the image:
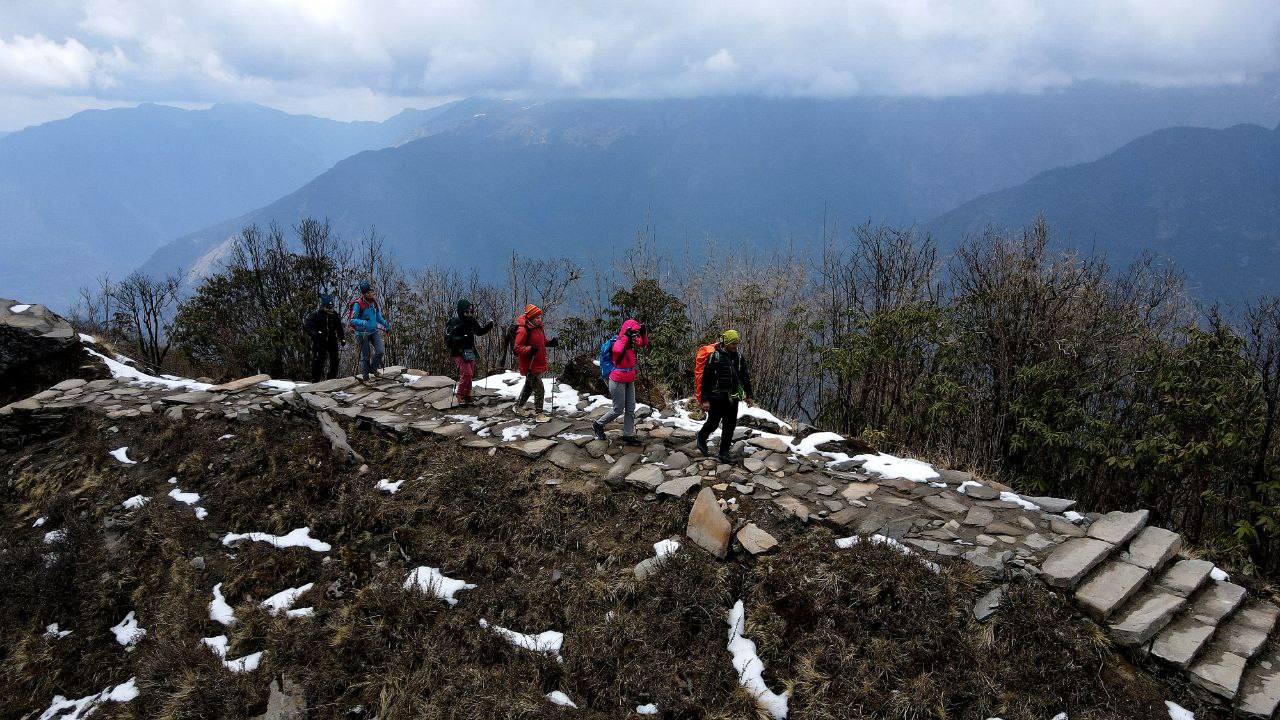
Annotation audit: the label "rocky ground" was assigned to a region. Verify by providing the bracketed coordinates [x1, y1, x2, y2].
[0, 299, 1275, 719]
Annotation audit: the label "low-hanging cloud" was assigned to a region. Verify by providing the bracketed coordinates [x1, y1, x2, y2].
[1, 0, 1278, 128]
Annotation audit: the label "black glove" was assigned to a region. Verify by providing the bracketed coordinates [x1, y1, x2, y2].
[530, 345, 540, 356]
[545, 337, 559, 348]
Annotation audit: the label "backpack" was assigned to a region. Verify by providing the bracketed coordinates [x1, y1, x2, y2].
[598, 336, 617, 379]
[504, 320, 522, 354]
[344, 296, 366, 328]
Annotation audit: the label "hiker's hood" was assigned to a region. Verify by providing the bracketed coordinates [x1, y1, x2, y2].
[456, 299, 472, 315]
[618, 318, 642, 336]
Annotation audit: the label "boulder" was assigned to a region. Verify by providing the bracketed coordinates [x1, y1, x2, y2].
[0, 299, 99, 406]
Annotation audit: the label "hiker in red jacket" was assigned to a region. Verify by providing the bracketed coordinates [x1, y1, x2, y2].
[513, 304, 558, 421]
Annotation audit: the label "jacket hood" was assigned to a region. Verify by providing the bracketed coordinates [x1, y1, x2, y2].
[619, 318, 642, 335]
[456, 299, 472, 315]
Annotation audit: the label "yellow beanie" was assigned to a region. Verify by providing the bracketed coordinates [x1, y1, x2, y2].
[722, 329, 740, 343]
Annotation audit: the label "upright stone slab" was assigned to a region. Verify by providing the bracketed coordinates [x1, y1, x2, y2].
[1086, 509, 1149, 546]
[606, 454, 642, 486]
[687, 488, 731, 559]
[1020, 495, 1076, 514]
[317, 411, 364, 465]
[1040, 538, 1115, 589]
[1122, 526, 1182, 570]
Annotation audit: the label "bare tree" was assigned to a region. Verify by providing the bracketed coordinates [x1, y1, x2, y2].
[111, 271, 182, 367]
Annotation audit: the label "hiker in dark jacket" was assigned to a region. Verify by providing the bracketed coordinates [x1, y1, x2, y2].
[303, 293, 345, 383]
[695, 329, 755, 463]
[350, 280, 392, 380]
[513, 304, 558, 421]
[445, 298, 494, 405]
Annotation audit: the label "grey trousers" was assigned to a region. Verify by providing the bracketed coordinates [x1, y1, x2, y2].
[597, 379, 635, 436]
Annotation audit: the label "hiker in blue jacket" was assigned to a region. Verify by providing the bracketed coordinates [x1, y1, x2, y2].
[349, 280, 391, 380]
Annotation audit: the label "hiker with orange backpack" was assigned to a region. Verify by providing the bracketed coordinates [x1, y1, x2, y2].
[695, 329, 754, 463]
[349, 280, 392, 381]
[513, 304, 559, 421]
[592, 319, 648, 445]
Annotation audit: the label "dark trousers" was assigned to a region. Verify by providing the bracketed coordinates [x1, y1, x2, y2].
[697, 395, 739, 455]
[311, 342, 340, 383]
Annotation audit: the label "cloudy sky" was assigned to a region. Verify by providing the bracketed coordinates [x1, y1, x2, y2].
[2, 0, 1278, 131]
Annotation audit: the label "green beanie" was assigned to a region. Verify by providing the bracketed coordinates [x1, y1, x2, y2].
[721, 329, 740, 344]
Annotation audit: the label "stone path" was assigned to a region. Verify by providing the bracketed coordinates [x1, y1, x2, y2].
[4, 359, 1279, 717]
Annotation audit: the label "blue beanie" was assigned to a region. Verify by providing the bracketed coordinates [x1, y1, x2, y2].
[320, 293, 334, 307]
[358, 280, 372, 293]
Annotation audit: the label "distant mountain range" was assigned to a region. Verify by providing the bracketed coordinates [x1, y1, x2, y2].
[930, 122, 1280, 301]
[138, 82, 1280, 292]
[0, 102, 455, 307]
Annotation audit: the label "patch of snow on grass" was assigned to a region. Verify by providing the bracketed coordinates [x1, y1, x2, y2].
[222, 527, 331, 552]
[835, 534, 940, 572]
[852, 452, 938, 482]
[38, 677, 137, 720]
[636, 704, 658, 715]
[43, 529, 66, 544]
[110, 611, 145, 648]
[726, 600, 789, 719]
[122, 495, 150, 510]
[217, 434, 235, 441]
[109, 446, 137, 464]
[210, 583, 235, 625]
[1165, 701, 1194, 719]
[168, 487, 199, 504]
[33, 516, 46, 527]
[262, 583, 314, 615]
[653, 539, 681, 558]
[546, 691, 577, 708]
[404, 567, 476, 605]
[790, 432, 842, 456]
[479, 619, 564, 662]
[44, 623, 71, 639]
[202, 635, 264, 673]
[376, 478, 405, 494]
[79, 332, 96, 344]
[194, 507, 208, 520]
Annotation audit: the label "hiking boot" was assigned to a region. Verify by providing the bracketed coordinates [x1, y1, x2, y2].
[534, 414, 551, 423]
[622, 435, 644, 446]
[512, 404, 528, 418]
[696, 436, 709, 456]
[591, 420, 606, 441]
[717, 452, 733, 464]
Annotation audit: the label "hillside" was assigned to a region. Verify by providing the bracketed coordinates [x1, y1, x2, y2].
[138, 82, 1280, 285]
[3, 300, 1278, 718]
[930, 123, 1280, 300]
[0, 102, 456, 309]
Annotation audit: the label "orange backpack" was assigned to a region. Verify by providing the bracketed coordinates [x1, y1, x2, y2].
[694, 343, 717, 401]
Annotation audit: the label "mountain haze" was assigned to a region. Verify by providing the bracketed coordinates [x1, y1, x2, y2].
[931, 123, 1280, 300]
[140, 82, 1280, 285]
[0, 102, 457, 308]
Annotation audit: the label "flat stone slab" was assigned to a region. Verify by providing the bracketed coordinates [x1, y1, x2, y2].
[1189, 648, 1248, 699]
[923, 494, 967, 515]
[962, 506, 994, 527]
[301, 393, 339, 411]
[1040, 538, 1115, 589]
[1214, 602, 1280, 659]
[409, 375, 455, 389]
[626, 464, 666, 491]
[1086, 509, 1149, 545]
[841, 482, 877, 502]
[1190, 582, 1248, 624]
[1156, 559, 1214, 597]
[530, 419, 572, 439]
[1109, 588, 1185, 646]
[1075, 560, 1149, 621]
[687, 488, 731, 559]
[161, 391, 216, 405]
[772, 496, 810, 522]
[1122, 526, 1182, 570]
[505, 439, 556, 458]
[736, 523, 778, 554]
[300, 377, 357, 393]
[749, 437, 790, 453]
[1020, 495, 1076, 514]
[656, 477, 701, 497]
[1238, 645, 1280, 718]
[211, 374, 271, 392]
[1151, 616, 1216, 668]
[662, 452, 692, 471]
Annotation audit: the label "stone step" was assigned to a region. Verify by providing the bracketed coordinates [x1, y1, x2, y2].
[1119, 526, 1182, 571]
[1238, 643, 1280, 718]
[1155, 558, 1215, 597]
[1040, 537, 1115, 589]
[1213, 601, 1280, 661]
[1190, 648, 1249, 700]
[1074, 559, 1149, 621]
[1188, 581, 1249, 625]
[1108, 586, 1187, 647]
[1086, 509, 1150, 546]
[1151, 615, 1217, 668]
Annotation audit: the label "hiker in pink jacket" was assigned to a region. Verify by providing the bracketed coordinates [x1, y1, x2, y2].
[592, 318, 648, 444]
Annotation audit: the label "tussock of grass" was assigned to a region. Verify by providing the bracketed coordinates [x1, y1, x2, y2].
[0, 409, 1225, 719]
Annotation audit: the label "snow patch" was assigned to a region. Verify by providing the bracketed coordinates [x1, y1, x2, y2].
[202, 635, 264, 672]
[168, 487, 200, 504]
[43, 529, 67, 544]
[726, 600, 789, 719]
[86, 347, 213, 391]
[1166, 701, 1195, 720]
[260, 379, 303, 392]
[653, 539, 681, 558]
[479, 619, 564, 662]
[217, 434, 235, 441]
[502, 424, 532, 442]
[546, 691, 577, 708]
[10, 303, 31, 313]
[263, 583, 314, 615]
[852, 452, 938, 482]
[222, 527, 331, 552]
[109, 447, 137, 465]
[33, 516, 46, 527]
[404, 567, 476, 605]
[44, 623, 71, 639]
[376, 478, 405, 494]
[38, 677, 137, 720]
[1063, 511, 1085, 523]
[836, 533, 940, 572]
[636, 704, 659, 715]
[122, 495, 150, 510]
[110, 611, 145, 648]
[210, 583, 235, 625]
[1210, 567, 1230, 582]
[78, 332, 96, 344]
[999, 492, 1042, 511]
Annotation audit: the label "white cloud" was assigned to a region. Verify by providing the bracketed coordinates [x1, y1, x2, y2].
[0, 0, 1276, 128]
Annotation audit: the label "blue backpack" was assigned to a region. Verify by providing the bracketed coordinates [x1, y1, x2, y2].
[598, 336, 617, 379]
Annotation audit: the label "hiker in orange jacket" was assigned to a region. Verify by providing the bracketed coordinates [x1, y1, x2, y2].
[513, 304, 558, 420]
[695, 329, 754, 463]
